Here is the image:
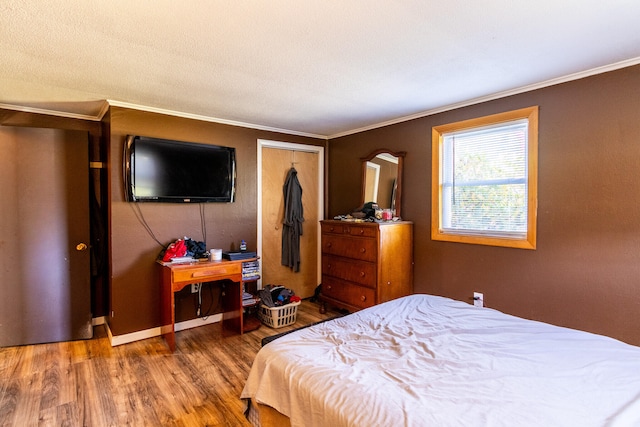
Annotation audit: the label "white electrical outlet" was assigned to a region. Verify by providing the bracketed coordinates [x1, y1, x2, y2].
[473, 292, 484, 308]
[191, 283, 201, 293]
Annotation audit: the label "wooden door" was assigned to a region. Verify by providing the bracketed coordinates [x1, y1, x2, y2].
[261, 148, 319, 298]
[0, 127, 92, 346]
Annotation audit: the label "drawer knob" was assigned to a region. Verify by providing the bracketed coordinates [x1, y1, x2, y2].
[327, 285, 332, 290]
[359, 229, 364, 234]
[360, 271, 365, 277]
[360, 295, 367, 302]
[327, 264, 332, 269]
[360, 248, 366, 253]
[329, 227, 335, 232]
[327, 242, 332, 248]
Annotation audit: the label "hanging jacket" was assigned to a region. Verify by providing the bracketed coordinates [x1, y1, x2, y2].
[281, 167, 304, 272]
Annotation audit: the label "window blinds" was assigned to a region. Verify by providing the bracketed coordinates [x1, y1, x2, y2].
[441, 119, 528, 237]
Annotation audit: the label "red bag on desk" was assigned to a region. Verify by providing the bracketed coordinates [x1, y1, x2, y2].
[162, 239, 187, 262]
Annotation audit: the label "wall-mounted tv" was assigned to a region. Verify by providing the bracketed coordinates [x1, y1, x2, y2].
[124, 135, 236, 203]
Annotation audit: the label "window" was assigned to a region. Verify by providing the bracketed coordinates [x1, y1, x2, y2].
[431, 106, 538, 249]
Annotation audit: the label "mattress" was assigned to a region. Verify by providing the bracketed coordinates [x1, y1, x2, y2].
[241, 294, 640, 426]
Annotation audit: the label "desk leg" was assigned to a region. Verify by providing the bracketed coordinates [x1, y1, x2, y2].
[221, 280, 243, 334]
[160, 267, 176, 351]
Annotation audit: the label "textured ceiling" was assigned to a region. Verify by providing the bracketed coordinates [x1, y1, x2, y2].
[1, 1, 640, 138]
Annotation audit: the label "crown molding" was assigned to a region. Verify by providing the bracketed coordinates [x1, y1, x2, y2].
[328, 56, 640, 139]
[107, 100, 328, 140]
[0, 102, 105, 121]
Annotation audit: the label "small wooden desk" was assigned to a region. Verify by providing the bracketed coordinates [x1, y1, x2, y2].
[159, 258, 256, 351]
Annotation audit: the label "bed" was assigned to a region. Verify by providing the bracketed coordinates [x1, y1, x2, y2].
[241, 294, 640, 426]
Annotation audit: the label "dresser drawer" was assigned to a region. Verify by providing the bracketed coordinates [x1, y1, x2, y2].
[345, 224, 377, 238]
[322, 255, 376, 288]
[172, 262, 241, 284]
[321, 222, 377, 238]
[321, 277, 375, 309]
[321, 222, 346, 234]
[321, 234, 377, 262]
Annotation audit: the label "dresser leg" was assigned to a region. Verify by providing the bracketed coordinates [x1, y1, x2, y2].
[319, 302, 326, 314]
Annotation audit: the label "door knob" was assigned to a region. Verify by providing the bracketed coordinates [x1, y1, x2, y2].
[76, 243, 88, 251]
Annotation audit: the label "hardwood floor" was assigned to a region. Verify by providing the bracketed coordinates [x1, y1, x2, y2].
[0, 299, 338, 427]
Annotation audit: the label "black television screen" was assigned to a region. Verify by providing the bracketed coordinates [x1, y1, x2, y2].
[124, 135, 236, 203]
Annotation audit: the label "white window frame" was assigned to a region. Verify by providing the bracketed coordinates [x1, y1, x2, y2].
[431, 106, 538, 250]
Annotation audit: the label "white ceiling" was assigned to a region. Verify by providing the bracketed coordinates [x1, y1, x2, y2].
[2, 1, 640, 139]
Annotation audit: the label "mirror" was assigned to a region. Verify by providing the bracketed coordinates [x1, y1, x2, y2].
[361, 149, 405, 218]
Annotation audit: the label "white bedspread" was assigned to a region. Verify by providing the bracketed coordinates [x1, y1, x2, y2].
[241, 294, 640, 426]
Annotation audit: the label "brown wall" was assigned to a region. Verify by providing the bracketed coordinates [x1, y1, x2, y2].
[328, 64, 640, 346]
[108, 107, 324, 336]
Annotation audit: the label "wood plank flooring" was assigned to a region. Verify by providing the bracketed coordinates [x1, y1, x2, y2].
[0, 299, 338, 427]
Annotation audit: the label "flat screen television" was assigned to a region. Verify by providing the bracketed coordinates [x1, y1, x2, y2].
[124, 135, 236, 203]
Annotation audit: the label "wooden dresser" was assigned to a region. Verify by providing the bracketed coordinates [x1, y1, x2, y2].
[319, 219, 413, 313]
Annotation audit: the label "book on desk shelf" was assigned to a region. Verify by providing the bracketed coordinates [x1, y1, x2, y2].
[242, 260, 260, 281]
[242, 292, 260, 307]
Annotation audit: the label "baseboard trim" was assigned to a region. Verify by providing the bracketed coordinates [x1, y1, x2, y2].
[105, 314, 223, 347]
[174, 313, 223, 332]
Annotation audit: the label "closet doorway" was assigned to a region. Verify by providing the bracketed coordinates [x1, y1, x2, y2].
[258, 140, 324, 299]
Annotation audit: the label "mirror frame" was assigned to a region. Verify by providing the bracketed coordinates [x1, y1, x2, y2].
[361, 149, 406, 218]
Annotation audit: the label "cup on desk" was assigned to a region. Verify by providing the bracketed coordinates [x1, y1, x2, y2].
[209, 248, 223, 261]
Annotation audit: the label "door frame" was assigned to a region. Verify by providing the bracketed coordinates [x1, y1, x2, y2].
[257, 139, 325, 290]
